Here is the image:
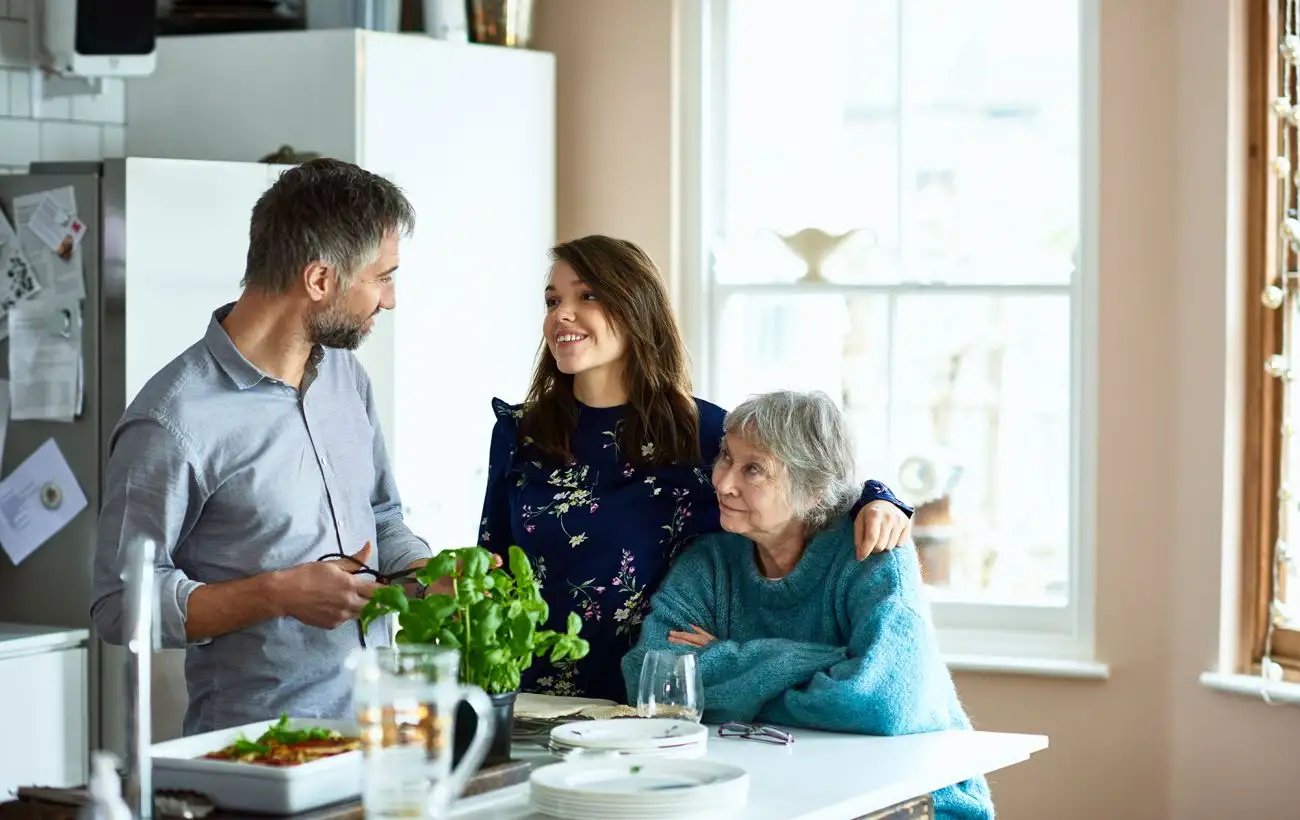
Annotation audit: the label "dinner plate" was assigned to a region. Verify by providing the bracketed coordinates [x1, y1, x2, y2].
[550, 718, 707, 750]
[529, 758, 748, 819]
[547, 740, 708, 761]
[530, 757, 747, 795]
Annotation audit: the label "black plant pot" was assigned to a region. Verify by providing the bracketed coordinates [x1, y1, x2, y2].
[453, 689, 516, 770]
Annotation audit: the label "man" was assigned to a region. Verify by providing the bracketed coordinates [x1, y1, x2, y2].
[91, 159, 431, 735]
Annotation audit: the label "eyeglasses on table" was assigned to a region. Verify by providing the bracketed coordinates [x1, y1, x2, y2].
[717, 721, 794, 745]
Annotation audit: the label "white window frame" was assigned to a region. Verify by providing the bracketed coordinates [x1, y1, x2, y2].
[675, 0, 1100, 663]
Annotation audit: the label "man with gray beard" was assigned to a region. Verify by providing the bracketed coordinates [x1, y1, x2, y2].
[91, 158, 432, 735]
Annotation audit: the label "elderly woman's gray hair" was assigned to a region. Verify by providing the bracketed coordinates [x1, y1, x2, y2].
[722, 390, 859, 531]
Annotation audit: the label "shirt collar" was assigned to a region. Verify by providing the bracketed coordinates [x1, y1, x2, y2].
[203, 302, 267, 390]
[204, 302, 329, 392]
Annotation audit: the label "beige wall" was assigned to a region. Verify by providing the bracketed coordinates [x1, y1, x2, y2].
[532, 0, 678, 294]
[535, 1, 1300, 817]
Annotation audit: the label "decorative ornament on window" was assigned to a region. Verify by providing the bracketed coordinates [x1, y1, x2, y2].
[1262, 0, 1300, 702]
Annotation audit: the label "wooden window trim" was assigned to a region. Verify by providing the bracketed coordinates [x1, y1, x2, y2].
[1243, 0, 1300, 674]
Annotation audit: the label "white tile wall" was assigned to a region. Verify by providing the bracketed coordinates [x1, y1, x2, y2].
[0, 1, 127, 173]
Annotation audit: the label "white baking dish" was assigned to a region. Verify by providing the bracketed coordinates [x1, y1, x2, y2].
[150, 718, 362, 814]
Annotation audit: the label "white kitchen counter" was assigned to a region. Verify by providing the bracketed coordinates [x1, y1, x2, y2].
[0, 622, 89, 659]
[451, 727, 1048, 819]
[0, 623, 90, 796]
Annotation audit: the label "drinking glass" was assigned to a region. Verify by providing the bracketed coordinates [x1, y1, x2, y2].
[349, 645, 494, 819]
[636, 650, 703, 722]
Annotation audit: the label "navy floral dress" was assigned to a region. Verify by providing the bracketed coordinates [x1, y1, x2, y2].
[476, 397, 910, 703]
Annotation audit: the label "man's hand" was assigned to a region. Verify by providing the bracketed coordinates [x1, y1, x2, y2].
[853, 500, 912, 560]
[275, 543, 380, 629]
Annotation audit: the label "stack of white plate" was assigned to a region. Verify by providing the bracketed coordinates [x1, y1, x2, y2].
[548, 718, 708, 760]
[529, 758, 749, 819]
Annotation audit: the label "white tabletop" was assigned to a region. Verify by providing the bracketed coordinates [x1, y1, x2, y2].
[450, 727, 1048, 819]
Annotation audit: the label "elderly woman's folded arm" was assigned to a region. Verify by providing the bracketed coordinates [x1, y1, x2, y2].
[757, 594, 957, 736]
[621, 544, 847, 721]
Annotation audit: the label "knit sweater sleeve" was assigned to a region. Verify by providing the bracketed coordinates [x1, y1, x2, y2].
[621, 539, 847, 721]
[758, 595, 951, 735]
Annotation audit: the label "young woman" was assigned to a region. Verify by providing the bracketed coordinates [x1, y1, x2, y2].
[476, 235, 912, 702]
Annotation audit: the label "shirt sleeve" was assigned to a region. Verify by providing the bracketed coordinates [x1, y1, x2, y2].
[621, 543, 847, 721]
[91, 417, 210, 649]
[477, 403, 519, 557]
[360, 369, 431, 575]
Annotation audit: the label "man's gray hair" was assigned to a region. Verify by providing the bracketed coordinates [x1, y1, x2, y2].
[242, 158, 415, 294]
[723, 390, 859, 532]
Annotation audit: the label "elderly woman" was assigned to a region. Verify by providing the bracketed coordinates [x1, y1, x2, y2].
[621, 390, 993, 820]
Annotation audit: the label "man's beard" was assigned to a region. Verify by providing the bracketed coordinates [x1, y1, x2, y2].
[307, 300, 372, 350]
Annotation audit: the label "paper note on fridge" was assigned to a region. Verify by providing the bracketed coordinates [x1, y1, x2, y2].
[11, 187, 86, 303]
[0, 207, 44, 341]
[0, 439, 88, 566]
[9, 300, 82, 422]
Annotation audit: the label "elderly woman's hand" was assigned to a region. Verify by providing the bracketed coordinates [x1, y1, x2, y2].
[668, 624, 717, 649]
[853, 500, 912, 560]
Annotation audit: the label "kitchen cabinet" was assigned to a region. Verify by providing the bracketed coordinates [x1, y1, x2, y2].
[0, 624, 89, 795]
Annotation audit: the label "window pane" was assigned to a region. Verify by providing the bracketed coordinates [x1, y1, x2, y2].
[711, 291, 1071, 604]
[900, 0, 1079, 284]
[711, 293, 893, 483]
[715, 0, 1079, 285]
[716, 0, 899, 284]
[891, 294, 1070, 604]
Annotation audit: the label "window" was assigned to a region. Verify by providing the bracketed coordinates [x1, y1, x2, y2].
[680, 0, 1097, 659]
[1244, 0, 1300, 677]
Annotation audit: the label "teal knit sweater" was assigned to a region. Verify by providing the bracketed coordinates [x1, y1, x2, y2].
[621, 518, 994, 820]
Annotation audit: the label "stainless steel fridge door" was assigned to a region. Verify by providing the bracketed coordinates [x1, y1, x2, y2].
[0, 169, 104, 770]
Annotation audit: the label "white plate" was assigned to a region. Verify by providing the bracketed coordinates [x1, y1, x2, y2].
[530, 757, 748, 797]
[550, 718, 707, 751]
[529, 759, 747, 819]
[548, 741, 708, 761]
[151, 718, 362, 815]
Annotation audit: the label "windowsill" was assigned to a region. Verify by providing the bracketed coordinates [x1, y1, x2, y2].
[945, 654, 1110, 680]
[1199, 671, 1300, 705]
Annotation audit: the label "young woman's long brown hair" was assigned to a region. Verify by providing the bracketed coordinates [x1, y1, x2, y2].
[519, 235, 701, 466]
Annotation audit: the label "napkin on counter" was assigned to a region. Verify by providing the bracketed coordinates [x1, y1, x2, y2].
[515, 693, 618, 719]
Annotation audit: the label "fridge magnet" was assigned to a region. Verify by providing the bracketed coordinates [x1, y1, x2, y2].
[39, 481, 62, 510]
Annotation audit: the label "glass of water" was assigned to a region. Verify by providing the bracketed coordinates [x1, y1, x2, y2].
[636, 649, 703, 722]
[349, 645, 494, 819]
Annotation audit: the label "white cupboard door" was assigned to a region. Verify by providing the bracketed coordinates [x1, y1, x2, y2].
[0, 648, 88, 794]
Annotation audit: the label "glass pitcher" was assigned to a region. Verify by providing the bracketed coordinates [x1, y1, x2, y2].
[349, 645, 494, 819]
